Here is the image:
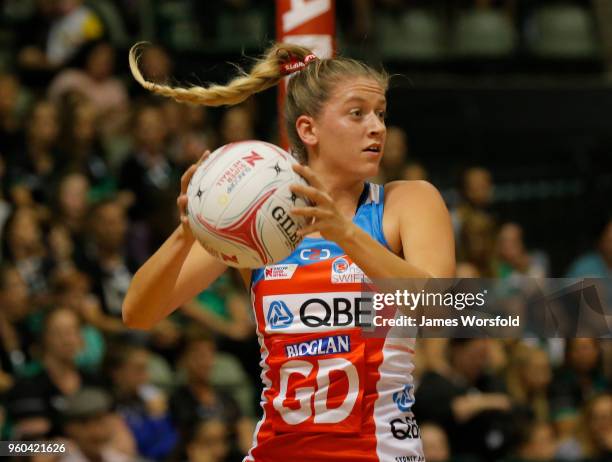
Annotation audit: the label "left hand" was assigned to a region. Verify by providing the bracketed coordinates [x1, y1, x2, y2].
[290, 164, 354, 244]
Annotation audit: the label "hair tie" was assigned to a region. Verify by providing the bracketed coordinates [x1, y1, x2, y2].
[279, 53, 318, 76]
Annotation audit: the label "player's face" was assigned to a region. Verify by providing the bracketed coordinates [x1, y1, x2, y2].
[313, 77, 386, 178]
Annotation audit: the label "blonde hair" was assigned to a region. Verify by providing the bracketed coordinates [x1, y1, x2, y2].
[129, 42, 389, 162]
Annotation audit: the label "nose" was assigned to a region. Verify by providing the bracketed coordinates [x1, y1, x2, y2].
[367, 112, 385, 137]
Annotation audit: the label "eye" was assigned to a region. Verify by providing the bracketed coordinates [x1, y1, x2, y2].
[377, 110, 386, 120]
[349, 108, 362, 117]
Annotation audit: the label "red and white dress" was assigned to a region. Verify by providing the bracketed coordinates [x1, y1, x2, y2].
[246, 183, 423, 462]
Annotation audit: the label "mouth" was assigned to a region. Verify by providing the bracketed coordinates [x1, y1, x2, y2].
[363, 144, 382, 154]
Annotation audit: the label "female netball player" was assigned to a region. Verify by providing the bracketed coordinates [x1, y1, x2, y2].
[123, 43, 455, 461]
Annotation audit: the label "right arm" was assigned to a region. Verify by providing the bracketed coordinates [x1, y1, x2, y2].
[122, 153, 228, 330]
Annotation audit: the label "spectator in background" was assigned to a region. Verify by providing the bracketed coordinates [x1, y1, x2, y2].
[0, 157, 10, 257]
[16, 0, 104, 81]
[550, 339, 610, 443]
[566, 217, 612, 278]
[184, 104, 215, 143]
[506, 344, 552, 422]
[2, 207, 52, 300]
[53, 173, 90, 253]
[181, 273, 254, 343]
[6, 100, 63, 205]
[0, 73, 24, 155]
[58, 387, 137, 462]
[219, 105, 255, 144]
[420, 422, 451, 462]
[400, 161, 429, 182]
[46, 0, 104, 68]
[566, 217, 612, 331]
[414, 338, 515, 461]
[103, 344, 178, 461]
[135, 44, 173, 86]
[119, 104, 180, 260]
[557, 393, 612, 461]
[380, 125, 409, 182]
[57, 98, 114, 197]
[15, 0, 57, 77]
[514, 420, 558, 462]
[5, 307, 101, 438]
[50, 268, 106, 372]
[180, 418, 231, 462]
[455, 260, 481, 277]
[170, 327, 254, 459]
[496, 222, 549, 279]
[48, 40, 129, 136]
[180, 271, 259, 412]
[77, 199, 135, 327]
[457, 210, 497, 277]
[0, 265, 35, 376]
[452, 166, 495, 238]
[162, 100, 213, 169]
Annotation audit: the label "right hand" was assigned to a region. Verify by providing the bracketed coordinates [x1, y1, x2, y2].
[177, 150, 211, 238]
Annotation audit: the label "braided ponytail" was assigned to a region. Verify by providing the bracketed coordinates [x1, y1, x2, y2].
[128, 42, 314, 107]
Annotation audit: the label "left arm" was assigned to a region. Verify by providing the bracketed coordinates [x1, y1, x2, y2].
[290, 165, 455, 279]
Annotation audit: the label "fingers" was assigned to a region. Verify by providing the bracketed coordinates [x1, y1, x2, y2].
[178, 150, 212, 232]
[180, 164, 198, 194]
[177, 195, 189, 224]
[181, 150, 211, 193]
[197, 149, 211, 166]
[290, 183, 332, 206]
[292, 163, 324, 190]
[291, 206, 330, 220]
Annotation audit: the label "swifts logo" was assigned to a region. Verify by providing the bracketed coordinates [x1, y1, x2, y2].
[331, 256, 370, 284]
[332, 257, 349, 273]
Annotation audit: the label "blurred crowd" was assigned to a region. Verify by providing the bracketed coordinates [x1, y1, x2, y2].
[1, 1, 612, 462]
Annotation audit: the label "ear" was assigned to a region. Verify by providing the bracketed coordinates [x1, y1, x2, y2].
[295, 114, 318, 149]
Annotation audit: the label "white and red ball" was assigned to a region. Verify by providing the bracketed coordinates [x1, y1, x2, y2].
[186, 141, 309, 268]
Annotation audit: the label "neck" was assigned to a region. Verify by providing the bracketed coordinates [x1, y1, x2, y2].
[308, 160, 365, 218]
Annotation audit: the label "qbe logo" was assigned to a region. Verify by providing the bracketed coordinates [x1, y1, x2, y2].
[267, 300, 294, 329]
[263, 293, 373, 333]
[393, 384, 415, 412]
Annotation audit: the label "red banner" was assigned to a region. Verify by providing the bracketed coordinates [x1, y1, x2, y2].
[276, 0, 336, 150]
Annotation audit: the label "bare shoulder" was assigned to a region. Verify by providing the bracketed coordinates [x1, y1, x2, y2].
[380, 180, 448, 255]
[384, 180, 447, 215]
[382, 181, 455, 277]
